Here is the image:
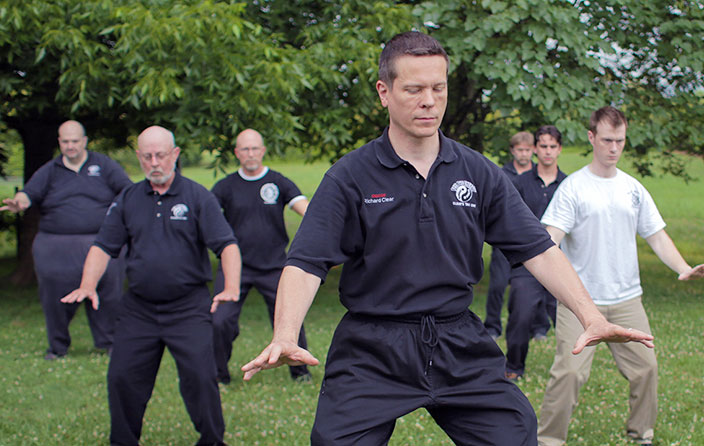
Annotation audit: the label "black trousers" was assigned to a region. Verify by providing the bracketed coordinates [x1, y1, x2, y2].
[311, 310, 537, 446]
[505, 275, 556, 376]
[108, 288, 225, 446]
[32, 232, 124, 355]
[483, 248, 511, 335]
[212, 265, 309, 381]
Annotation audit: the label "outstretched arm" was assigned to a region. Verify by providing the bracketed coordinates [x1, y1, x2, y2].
[211, 243, 242, 313]
[645, 229, 704, 281]
[61, 246, 111, 310]
[242, 265, 321, 380]
[524, 243, 654, 354]
[0, 192, 31, 213]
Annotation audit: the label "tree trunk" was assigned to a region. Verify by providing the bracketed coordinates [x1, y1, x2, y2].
[8, 119, 60, 285]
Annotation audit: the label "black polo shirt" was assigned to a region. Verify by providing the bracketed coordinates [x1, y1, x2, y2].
[510, 164, 567, 278]
[513, 164, 567, 220]
[94, 173, 237, 302]
[211, 168, 305, 271]
[286, 129, 554, 317]
[22, 151, 132, 234]
[501, 160, 534, 179]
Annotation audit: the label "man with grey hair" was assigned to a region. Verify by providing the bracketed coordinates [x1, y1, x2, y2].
[63, 126, 241, 446]
[1, 120, 131, 360]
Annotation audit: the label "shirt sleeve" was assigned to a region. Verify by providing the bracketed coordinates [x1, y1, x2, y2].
[278, 174, 305, 206]
[197, 189, 238, 256]
[105, 158, 133, 195]
[484, 168, 554, 266]
[93, 190, 129, 258]
[541, 178, 576, 234]
[20, 162, 53, 206]
[636, 183, 666, 238]
[286, 173, 360, 281]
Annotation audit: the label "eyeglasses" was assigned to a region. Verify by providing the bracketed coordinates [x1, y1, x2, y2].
[137, 150, 174, 162]
[235, 146, 264, 154]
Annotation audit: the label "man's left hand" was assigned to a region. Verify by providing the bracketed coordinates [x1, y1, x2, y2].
[572, 321, 654, 355]
[210, 288, 240, 313]
[678, 264, 704, 281]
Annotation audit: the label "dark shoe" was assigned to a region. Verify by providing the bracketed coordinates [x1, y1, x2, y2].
[44, 352, 65, 361]
[532, 333, 548, 341]
[217, 375, 231, 385]
[505, 372, 521, 382]
[293, 372, 312, 383]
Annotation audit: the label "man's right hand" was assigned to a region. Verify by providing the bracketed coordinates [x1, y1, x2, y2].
[1, 196, 29, 213]
[241, 340, 319, 381]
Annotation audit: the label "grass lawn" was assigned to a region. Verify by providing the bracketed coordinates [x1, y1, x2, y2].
[0, 148, 702, 445]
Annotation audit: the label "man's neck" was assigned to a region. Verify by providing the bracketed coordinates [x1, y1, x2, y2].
[62, 151, 88, 173]
[537, 163, 558, 184]
[588, 160, 618, 178]
[388, 127, 439, 179]
[513, 160, 531, 174]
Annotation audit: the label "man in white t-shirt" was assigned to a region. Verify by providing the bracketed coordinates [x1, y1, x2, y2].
[537, 106, 704, 446]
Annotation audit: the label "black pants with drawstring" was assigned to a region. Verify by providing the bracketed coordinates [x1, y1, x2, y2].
[311, 310, 537, 446]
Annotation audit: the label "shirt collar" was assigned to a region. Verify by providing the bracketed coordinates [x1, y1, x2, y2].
[375, 128, 457, 169]
[141, 171, 183, 196]
[238, 166, 269, 181]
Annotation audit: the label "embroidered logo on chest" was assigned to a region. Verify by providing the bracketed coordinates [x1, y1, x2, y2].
[87, 165, 101, 176]
[364, 193, 395, 204]
[451, 180, 477, 208]
[260, 183, 280, 204]
[170, 203, 189, 220]
[628, 189, 640, 208]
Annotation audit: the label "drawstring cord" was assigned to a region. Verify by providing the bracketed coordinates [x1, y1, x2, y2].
[420, 314, 438, 375]
[420, 314, 438, 347]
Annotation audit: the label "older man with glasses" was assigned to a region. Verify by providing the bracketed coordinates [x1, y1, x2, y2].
[63, 125, 242, 446]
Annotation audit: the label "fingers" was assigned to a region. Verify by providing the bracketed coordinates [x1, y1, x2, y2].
[241, 344, 282, 381]
[679, 264, 704, 280]
[241, 343, 320, 381]
[61, 290, 99, 310]
[210, 300, 219, 313]
[572, 325, 655, 355]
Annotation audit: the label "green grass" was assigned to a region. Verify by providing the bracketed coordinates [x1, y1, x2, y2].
[0, 149, 703, 445]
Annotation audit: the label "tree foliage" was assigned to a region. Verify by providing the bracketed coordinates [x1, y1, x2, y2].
[416, 0, 704, 174]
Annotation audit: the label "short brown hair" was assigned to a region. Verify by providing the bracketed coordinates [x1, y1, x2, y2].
[590, 106, 628, 134]
[509, 131, 534, 148]
[535, 125, 562, 145]
[378, 31, 448, 87]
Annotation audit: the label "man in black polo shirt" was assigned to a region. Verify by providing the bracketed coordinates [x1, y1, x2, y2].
[211, 128, 311, 384]
[62, 126, 241, 446]
[242, 32, 654, 445]
[484, 131, 534, 339]
[1, 120, 131, 360]
[505, 125, 567, 381]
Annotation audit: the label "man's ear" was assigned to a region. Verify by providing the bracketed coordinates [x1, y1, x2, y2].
[376, 80, 390, 108]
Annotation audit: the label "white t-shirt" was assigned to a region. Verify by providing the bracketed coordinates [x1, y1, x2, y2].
[541, 166, 665, 305]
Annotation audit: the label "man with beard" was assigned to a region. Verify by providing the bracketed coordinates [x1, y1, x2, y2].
[63, 126, 241, 446]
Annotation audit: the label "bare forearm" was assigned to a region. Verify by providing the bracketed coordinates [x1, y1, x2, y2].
[220, 243, 242, 292]
[646, 229, 691, 275]
[272, 265, 320, 344]
[80, 246, 111, 290]
[524, 245, 605, 329]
